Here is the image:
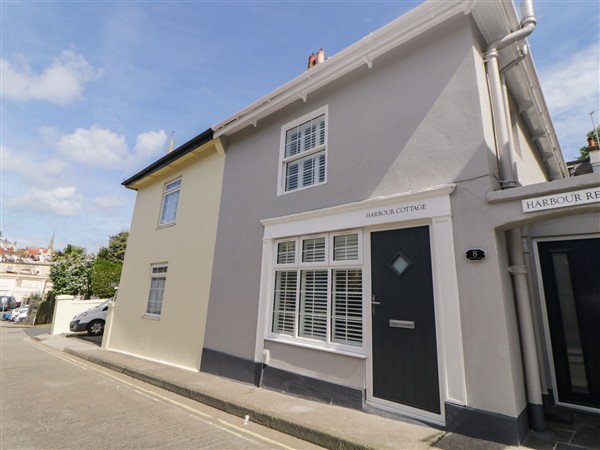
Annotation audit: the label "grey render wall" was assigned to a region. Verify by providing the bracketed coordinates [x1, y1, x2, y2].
[204, 14, 498, 363]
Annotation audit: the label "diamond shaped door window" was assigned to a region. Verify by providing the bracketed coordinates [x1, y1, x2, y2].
[389, 252, 412, 279]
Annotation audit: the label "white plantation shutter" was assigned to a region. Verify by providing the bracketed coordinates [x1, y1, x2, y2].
[285, 151, 326, 192]
[282, 112, 326, 193]
[332, 269, 363, 346]
[333, 234, 359, 261]
[269, 232, 364, 351]
[299, 270, 329, 341]
[272, 271, 298, 335]
[285, 115, 325, 157]
[277, 241, 296, 264]
[302, 237, 326, 262]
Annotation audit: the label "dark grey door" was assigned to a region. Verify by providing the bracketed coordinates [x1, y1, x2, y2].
[371, 226, 440, 414]
[538, 237, 600, 409]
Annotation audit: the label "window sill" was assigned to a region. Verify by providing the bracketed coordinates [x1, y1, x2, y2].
[277, 180, 327, 197]
[141, 314, 161, 321]
[264, 336, 367, 359]
[156, 222, 176, 230]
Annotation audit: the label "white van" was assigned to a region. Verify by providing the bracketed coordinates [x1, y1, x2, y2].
[69, 300, 111, 336]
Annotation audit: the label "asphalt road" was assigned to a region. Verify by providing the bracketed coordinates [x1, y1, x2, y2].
[1, 323, 321, 449]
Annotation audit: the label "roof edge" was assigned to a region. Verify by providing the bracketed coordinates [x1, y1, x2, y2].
[122, 128, 213, 189]
[212, 0, 473, 138]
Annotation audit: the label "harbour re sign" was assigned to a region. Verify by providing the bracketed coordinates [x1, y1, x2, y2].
[522, 187, 600, 213]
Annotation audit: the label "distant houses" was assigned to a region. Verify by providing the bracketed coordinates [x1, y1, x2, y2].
[0, 237, 54, 304]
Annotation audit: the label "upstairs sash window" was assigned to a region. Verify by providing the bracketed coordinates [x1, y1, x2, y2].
[279, 107, 327, 194]
[160, 178, 182, 226]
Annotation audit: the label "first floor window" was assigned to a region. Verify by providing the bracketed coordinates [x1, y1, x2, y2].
[146, 264, 167, 316]
[271, 232, 363, 349]
[279, 108, 327, 194]
[159, 178, 182, 226]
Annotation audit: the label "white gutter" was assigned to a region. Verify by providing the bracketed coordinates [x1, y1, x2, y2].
[485, 1, 536, 188]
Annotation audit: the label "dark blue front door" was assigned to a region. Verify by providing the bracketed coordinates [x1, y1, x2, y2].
[371, 226, 440, 414]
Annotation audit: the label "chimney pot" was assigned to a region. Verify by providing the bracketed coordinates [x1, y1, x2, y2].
[316, 48, 325, 64]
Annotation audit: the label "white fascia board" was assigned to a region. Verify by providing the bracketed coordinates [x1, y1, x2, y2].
[212, 1, 475, 138]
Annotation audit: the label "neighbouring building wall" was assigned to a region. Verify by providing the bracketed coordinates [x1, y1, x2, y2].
[0, 262, 52, 304]
[107, 147, 225, 370]
[510, 97, 548, 186]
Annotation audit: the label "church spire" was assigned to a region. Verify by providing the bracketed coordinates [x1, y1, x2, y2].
[167, 131, 175, 153]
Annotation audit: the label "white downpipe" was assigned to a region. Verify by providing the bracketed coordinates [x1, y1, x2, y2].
[508, 228, 544, 430]
[485, 7, 536, 187]
[485, 0, 545, 432]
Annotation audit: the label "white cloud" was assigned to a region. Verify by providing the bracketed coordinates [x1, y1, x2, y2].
[132, 130, 170, 163]
[6, 186, 83, 216]
[1, 50, 101, 105]
[57, 125, 167, 169]
[57, 125, 129, 167]
[91, 194, 127, 210]
[2, 145, 67, 187]
[538, 44, 600, 158]
[540, 46, 600, 114]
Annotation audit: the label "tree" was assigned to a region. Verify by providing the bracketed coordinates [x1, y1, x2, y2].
[578, 126, 600, 161]
[54, 244, 87, 260]
[91, 259, 122, 298]
[96, 231, 129, 263]
[50, 246, 93, 298]
[91, 231, 128, 298]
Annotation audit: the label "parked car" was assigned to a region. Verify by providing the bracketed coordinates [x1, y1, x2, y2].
[69, 300, 111, 336]
[0, 296, 17, 311]
[8, 306, 29, 322]
[14, 309, 29, 323]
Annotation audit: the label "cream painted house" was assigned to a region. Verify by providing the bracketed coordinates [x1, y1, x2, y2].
[105, 130, 225, 370]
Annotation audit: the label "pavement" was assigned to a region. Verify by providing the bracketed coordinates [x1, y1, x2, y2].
[20, 325, 598, 450]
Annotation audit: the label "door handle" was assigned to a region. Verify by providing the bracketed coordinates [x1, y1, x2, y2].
[371, 295, 380, 316]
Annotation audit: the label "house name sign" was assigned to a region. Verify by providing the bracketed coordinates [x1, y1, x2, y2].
[365, 203, 427, 219]
[522, 187, 600, 213]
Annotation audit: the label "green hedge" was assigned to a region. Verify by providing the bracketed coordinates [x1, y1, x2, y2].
[35, 298, 55, 325]
[91, 258, 122, 298]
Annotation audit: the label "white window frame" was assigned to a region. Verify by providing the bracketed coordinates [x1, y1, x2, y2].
[268, 230, 365, 354]
[158, 178, 182, 227]
[277, 106, 328, 196]
[144, 263, 168, 318]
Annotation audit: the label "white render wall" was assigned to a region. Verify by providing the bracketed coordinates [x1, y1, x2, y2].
[205, 14, 536, 419]
[51, 296, 106, 335]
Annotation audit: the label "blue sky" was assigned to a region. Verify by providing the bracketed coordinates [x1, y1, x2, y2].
[2, 1, 598, 253]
